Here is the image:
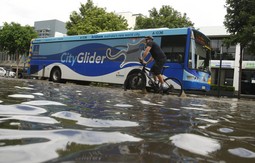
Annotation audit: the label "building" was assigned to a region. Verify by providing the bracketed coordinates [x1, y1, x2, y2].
[199, 26, 255, 95]
[117, 12, 141, 29]
[34, 19, 67, 38]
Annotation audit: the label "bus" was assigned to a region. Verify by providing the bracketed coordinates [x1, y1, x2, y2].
[28, 27, 211, 91]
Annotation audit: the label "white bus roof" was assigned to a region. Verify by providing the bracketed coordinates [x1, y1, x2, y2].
[32, 27, 194, 43]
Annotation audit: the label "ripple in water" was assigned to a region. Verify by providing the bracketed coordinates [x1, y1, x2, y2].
[218, 128, 234, 133]
[0, 128, 142, 163]
[14, 86, 34, 90]
[0, 115, 59, 124]
[114, 104, 133, 108]
[32, 93, 44, 96]
[22, 100, 66, 106]
[170, 133, 221, 156]
[8, 94, 35, 99]
[0, 104, 47, 115]
[228, 147, 255, 158]
[140, 100, 163, 106]
[52, 111, 139, 127]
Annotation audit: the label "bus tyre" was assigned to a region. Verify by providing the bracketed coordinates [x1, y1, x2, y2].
[124, 73, 146, 90]
[50, 67, 62, 83]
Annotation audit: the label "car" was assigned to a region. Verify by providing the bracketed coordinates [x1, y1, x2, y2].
[0, 67, 16, 77]
[0, 67, 6, 76]
[6, 69, 16, 77]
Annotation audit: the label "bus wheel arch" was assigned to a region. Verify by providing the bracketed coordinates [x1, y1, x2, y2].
[127, 69, 142, 77]
[50, 66, 62, 83]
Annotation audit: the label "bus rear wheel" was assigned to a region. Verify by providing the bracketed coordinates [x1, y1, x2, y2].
[50, 67, 62, 83]
[124, 73, 146, 90]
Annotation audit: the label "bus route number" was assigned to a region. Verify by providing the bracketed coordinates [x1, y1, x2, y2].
[152, 31, 163, 35]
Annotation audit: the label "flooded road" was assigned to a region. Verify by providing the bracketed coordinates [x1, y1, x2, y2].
[0, 77, 255, 163]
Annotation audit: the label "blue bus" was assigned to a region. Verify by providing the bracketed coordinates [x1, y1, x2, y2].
[28, 27, 211, 91]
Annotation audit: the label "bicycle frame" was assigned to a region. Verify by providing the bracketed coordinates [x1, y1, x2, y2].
[139, 62, 155, 84]
[139, 61, 167, 91]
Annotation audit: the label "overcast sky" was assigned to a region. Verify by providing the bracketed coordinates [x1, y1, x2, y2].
[0, 0, 226, 27]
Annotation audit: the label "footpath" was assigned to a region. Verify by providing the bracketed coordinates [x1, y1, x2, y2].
[186, 90, 255, 100]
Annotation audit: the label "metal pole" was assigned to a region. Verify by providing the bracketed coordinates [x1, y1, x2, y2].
[217, 52, 222, 97]
[238, 47, 243, 99]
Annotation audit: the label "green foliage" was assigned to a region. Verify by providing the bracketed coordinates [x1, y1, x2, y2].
[135, 5, 194, 29]
[0, 22, 38, 55]
[0, 22, 38, 77]
[224, 0, 255, 98]
[224, 0, 255, 51]
[210, 84, 235, 92]
[57, 142, 97, 157]
[66, 0, 128, 35]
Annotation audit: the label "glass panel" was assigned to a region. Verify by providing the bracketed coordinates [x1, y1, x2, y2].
[188, 31, 211, 73]
[224, 69, 234, 86]
[243, 47, 255, 61]
[210, 38, 235, 60]
[33, 45, 40, 55]
[161, 35, 186, 63]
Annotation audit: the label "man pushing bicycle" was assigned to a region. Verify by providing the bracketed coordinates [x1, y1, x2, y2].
[140, 36, 167, 91]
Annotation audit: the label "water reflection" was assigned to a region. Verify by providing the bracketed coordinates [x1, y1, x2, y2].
[52, 111, 139, 127]
[0, 104, 47, 115]
[170, 133, 221, 156]
[0, 128, 142, 163]
[0, 78, 255, 162]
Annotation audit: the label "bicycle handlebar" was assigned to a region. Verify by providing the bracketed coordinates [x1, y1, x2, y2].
[138, 57, 146, 66]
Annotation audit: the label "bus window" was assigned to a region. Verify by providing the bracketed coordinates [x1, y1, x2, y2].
[33, 45, 40, 55]
[161, 36, 186, 63]
[189, 31, 211, 73]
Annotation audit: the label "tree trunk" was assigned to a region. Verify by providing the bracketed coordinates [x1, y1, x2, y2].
[16, 53, 20, 78]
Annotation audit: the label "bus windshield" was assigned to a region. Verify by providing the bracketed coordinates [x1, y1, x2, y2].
[189, 30, 211, 73]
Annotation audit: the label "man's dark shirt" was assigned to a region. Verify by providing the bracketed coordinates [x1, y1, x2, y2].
[147, 41, 166, 61]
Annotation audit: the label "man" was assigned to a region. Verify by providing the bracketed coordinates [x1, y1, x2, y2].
[140, 36, 167, 90]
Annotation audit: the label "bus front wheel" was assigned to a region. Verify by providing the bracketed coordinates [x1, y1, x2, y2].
[50, 67, 62, 83]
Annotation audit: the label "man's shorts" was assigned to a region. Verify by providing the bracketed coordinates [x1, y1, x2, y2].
[150, 58, 166, 76]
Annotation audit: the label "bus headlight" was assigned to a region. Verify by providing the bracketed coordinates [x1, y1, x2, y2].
[208, 77, 211, 85]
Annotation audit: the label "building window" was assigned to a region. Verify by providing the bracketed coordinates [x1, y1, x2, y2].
[243, 47, 255, 61]
[210, 39, 235, 60]
[224, 69, 234, 86]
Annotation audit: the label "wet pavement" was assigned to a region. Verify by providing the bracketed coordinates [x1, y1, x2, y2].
[0, 77, 255, 163]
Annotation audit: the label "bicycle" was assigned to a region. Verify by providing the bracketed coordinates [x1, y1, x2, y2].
[124, 58, 184, 97]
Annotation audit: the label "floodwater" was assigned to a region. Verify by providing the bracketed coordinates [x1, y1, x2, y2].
[0, 77, 255, 163]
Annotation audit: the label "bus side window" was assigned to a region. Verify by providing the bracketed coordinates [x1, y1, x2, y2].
[177, 53, 184, 63]
[166, 52, 184, 63]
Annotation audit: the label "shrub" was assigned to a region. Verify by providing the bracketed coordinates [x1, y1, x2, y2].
[210, 84, 235, 92]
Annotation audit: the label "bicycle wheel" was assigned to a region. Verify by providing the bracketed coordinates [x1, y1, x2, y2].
[124, 73, 146, 90]
[164, 77, 183, 97]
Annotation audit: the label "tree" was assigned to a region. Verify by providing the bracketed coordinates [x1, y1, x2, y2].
[224, 0, 255, 98]
[135, 5, 194, 29]
[0, 22, 38, 77]
[66, 0, 128, 35]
